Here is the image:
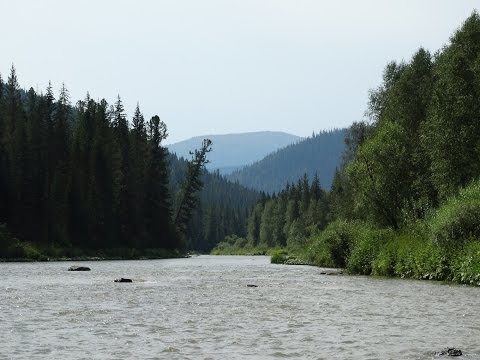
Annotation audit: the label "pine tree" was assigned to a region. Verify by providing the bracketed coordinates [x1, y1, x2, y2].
[145, 115, 174, 248]
[0, 72, 7, 222]
[129, 103, 148, 245]
[174, 139, 212, 241]
[111, 95, 132, 247]
[50, 84, 71, 246]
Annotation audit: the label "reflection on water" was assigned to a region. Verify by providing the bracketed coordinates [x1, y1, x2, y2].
[1, 255, 479, 359]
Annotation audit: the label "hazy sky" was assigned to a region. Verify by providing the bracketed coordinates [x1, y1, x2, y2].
[1, 1, 478, 143]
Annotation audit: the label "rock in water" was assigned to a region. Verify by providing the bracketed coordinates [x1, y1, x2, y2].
[447, 348, 462, 357]
[435, 348, 462, 357]
[68, 266, 91, 271]
[114, 278, 133, 283]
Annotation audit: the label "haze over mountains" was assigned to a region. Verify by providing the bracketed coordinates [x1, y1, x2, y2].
[168, 128, 347, 194]
[167, 131, 302, 174]
[227, 129, 347, 193]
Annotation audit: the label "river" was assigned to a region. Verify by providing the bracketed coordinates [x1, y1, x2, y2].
[1, 255, 479, 359]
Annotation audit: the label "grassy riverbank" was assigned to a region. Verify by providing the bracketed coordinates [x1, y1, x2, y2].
[213, 180, 480, 286]
[294, 180, 480, 285]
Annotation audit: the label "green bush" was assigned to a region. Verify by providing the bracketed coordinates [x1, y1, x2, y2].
[304, 219, 356, 268]
[450, 241, 480, 285]
[346, 224, 391, 275]
[430, 180, 480, 246]
[270, 249, 289, 264]
[368, 218, 453, 280]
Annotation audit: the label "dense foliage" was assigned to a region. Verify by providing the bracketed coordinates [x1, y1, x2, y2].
[215, 12, 480, 285]
[227, 129, 346, 193]
[213, 173, 329, 254]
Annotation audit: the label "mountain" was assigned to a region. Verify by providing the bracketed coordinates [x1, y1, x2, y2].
[167, 131, 302, 174]
[226, 129, 347, 193]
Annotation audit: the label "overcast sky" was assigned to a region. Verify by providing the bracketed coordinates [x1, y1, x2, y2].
[0, 1, 478, 143]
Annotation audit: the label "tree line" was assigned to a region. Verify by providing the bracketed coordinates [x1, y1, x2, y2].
[0, 67, 209, 256]
[213, 173, 329, 253]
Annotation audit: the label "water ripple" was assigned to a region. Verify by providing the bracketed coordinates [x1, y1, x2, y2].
[1, 256, 480, 359]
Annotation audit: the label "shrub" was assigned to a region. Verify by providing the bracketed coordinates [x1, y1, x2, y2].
[430, 180, 480, 246]
[370, 221, 451, 280]
[450, 241, 480, 285]
[346, 224, 392, 275]
[305, 219, 356, 268]
[270, 249, 289, 264]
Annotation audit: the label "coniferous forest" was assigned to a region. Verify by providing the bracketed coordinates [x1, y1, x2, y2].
[0, 67, 229, 258]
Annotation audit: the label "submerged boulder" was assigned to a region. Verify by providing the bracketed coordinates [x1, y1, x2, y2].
[114, 278, 133, 283]
[68, 266, 91, 271]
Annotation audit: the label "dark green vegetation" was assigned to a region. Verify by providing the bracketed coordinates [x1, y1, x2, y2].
[168, 154, 260, 252]
[226, 129, 346, 193]
[168, 131, 301, 175]
[213, 174, 328, 255]
[169, 152, 261, 252]
[214, 12, 480, 285]
[0, 69, 216, 259]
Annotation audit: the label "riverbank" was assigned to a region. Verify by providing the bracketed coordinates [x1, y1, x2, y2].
[268, 221, 480, 286]
[212, 180, 480, 286]
[0, 223, 187, 261]
[214, 226, 480, 286]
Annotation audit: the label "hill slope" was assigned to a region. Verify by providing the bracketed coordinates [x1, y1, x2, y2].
[226, 129, 347, 193]
[167, 131, 302, 174]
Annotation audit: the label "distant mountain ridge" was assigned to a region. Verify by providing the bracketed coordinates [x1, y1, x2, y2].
[167, 131, 302, 174]
[226, 129, 347, 193]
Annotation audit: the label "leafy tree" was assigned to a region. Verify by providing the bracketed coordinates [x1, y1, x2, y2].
[347, 122, 411, 229]
[259, 200, 275, 246]
[423, 11, 480, 199]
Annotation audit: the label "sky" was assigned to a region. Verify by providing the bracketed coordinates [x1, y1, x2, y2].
[0, 1, 478, 144]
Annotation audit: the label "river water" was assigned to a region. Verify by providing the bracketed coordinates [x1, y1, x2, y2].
[1, 255, 479, 359]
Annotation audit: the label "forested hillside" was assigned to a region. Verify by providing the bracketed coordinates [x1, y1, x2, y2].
[215, 12, 480, 285]
[226, 129, 346, 193]
[168, 131, 301, 175]
[169, 155, 260, 252]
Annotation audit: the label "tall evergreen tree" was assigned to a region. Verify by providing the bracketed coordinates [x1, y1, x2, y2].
[145, 115, 174, 248]
[129, 103, 148, 245]
[111, 95, 132, 246]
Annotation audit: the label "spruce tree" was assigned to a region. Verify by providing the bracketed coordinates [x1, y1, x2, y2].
[145, 115, 174, 248]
